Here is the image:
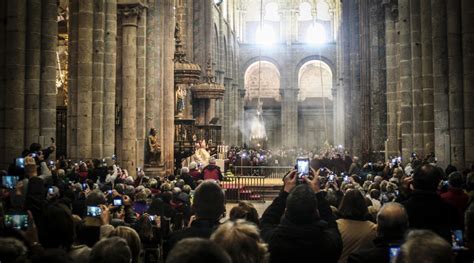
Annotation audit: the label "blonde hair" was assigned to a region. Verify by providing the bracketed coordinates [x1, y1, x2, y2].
[211, 219, 268, 263]
[109, 226, 141, 263]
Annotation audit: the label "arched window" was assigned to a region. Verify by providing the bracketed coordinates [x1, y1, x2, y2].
[298, 60, 332, 101]
[264, 2, 280, 21]
[306, 22, 326, 44]
[298, 2, 312, 21]
[255, 24, 276, 45]
[245, 61, 281, 101]
[317, 1, 331, 21]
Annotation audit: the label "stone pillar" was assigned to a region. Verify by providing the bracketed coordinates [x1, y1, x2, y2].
[92, 0, 105, 158]
[0, 0, 6, 166]
[349, 0, 361, 155]
[25, 0, 41, 147]
[447, 0, 465, 168]
[4, 0, 26, 161]
[68, 0, 78, 158]
[431, 0, 450, 167]
[145, 0, 161, 141]
[462, 0, 474, 166]
[385, 1, 399, 157]
[76, 0, 94, 159]
[161, 0, 175, 174]
[120, 5, 142, 178]
[281, 89, 298, 147]
[136, 9, 146, 168]
[410, 0, 424, 156]
[359, 0, 371, 159]
[421, 0, 434, 155]
[39, 0, 57, 158]
[103, 0, 117, 157]
[398, 0, 413, 163]
[238, 87, 246, 145]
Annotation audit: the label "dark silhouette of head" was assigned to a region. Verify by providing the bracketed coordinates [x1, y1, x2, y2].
[285, 184, 318, 224]
[193, 181, 225, 220]
[413, 164, 443, 191]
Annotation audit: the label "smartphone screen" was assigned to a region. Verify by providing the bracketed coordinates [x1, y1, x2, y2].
[296, 158, 310, 178]
[2, 175, 19, 189]
[4, 212, 29, 230]
[389, 245, 400, 263]
[343, 175, 350, 183]
[86, 206, 102, 217]
[328, 174, 335, 183]
[48, 187, 54, 194]
[452, 230, 464, 249]
[16, 158, 25, 169]
[113, 199, 123, 206]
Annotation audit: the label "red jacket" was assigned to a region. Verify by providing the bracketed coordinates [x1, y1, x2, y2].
[441, 188, 469, 228]
[202, 165, 223, 181]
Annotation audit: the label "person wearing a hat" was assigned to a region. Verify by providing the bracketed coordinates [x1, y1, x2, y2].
[201, 158, 223, 182]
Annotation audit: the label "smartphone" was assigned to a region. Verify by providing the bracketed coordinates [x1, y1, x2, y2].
[296, 158, 310, 179]
[389, 245, 400, 263]
[4, 211, 29, 230]
[149, 215, 156, 221]
[452, 230, 464, 249]
[113, 198, 123, 206]
[48, 187, 54, 194]
[107, 190, 113, 195]
[2, 175, 19, 189]
[328, 174, 335, 183]
[343, 175, 350, 183]
[16, 158, 25, 169]
[82, 183, 88, 190]
[86, 206, 102, 217]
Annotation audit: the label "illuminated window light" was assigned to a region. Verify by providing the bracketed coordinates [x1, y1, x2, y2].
[256, 25, 276, 45]
[306, 23, 326, 44]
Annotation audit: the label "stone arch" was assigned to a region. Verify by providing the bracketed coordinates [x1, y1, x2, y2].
[295, 55, 335, 80]
[244, 60, 281, 101]
[297, 60, 333, 101]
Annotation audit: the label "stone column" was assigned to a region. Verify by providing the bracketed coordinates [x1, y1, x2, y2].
[136, 9, 146, 168]
[385, 1, 399, 157]
[4, 0, 26, 161]
[359, 0, 371, 159]
[76, 0, 94, 159]
[40, 0, 58, 156]
[398, 0, 413, 163]
[447, 0, 465, 168]
[120, 5, 142, 178]
[410, 0, 424, 156]
[0, 0, 6, 166]
[349, 0, 361, 155]
[103, 0, 117, 157]
[421, 0, 434, 155]
[161, 0, 175, 174]
[67, 0, 78, 158]
[462, 0, 474, 166]
[92, 0, 105, 158]
[281, 89, 298, 147]
[238, 87, 246, 145]
[431, 0, 450, 167]
[25, 0, 41, 147]
[145, 0, 161, 140]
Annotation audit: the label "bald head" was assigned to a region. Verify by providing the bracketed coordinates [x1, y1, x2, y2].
[376, 202, 408, 239]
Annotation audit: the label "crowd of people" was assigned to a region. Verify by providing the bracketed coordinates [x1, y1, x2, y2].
[1, 140, 474, 263]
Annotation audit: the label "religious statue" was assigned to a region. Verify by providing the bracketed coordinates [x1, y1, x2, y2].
[146, 128, 161, 165]
[176, 86, 186, 117]
[192, 139, 211, 166]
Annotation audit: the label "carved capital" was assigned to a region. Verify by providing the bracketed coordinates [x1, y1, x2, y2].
[118, 4, 145, 20]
